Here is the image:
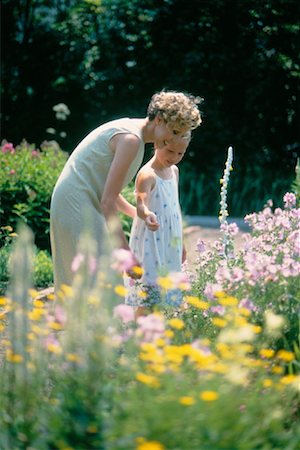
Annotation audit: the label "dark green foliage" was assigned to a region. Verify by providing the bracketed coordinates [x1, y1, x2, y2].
[291, 158, 300, 204]
[0, 226, 53, 292]
[1, 0, 299, 218]
[120, 182, 135, 238]
[0, 140, 68, 249]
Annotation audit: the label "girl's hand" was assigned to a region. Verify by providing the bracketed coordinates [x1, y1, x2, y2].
[145, 213, 160, 231]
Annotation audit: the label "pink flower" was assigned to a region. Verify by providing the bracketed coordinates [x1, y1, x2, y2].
[136, 313, 165, 342]
[71, 252, 85, 272]
[204, 283, 222, 300]
[54, 305, 67, 325]
[283, 192, 296, 209]
[31, 149, 40, 158]
[1, 142, 15, 153]
[9, 169, 16, 175]
[71, 252, 97, 274]
[113, 304, 135, 324]
[111, 249, 137, 273]
[210, 305, 225, 315]
[220, 222, 239, 236]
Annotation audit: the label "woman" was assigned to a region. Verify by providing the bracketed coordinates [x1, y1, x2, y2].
[50, 90, 202, 292]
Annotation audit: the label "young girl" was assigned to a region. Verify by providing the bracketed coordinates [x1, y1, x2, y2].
[125, 132, 191, 316]
[50, 91, 202, 293]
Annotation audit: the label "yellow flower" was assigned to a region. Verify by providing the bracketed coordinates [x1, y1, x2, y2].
[239, 307, 251, 317]
[199, 390, 219, 402]
[28, 309, 45, 321]
[29, 289, 39, 298]
[164, 329, 174, 339]
[6, 350, 23, 363]
[47, 343, 62, 354]
[157, 276, 173, 290]
[136, 372, 160, 388]
[33, 299, 45, 308]
[263, 379, 273, 388]
[214, 291, 226, 299]
[155, 338, 166, 347]
[259, 349, 275, 359]
[168, 318, 184, 330]
[136, 439, 165, 450]
[132, 265, 144, 276]
[179, 396, 195, 406]
[212, 317, 227, 328]
[66, 353, 81, 363]
[185, 296, 209, 310]
[114, 285, 128, 297]
[272, 365, 284, 374]
[219, 296, 238, 306]
[0, 296, 8, 306]
[49, 321, 64, 331]
[251, 325, 262, 334]
[276, 350, 295, 362]
[280, 375, 298, 385]
[60, 284, 74, 297]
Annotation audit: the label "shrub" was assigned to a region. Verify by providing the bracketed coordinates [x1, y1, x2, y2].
[0, 226, 53, 293]
[120, 182, 135, 239]
[0, 139, 68, 250]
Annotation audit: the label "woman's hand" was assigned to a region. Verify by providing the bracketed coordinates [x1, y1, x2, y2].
[145, 212, 160, 231]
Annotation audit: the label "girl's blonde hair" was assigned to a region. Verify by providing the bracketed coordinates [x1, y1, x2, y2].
[147, 90, 203, 130]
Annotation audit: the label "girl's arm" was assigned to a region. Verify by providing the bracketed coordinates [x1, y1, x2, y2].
[135, 169, 160, 231]
[116, 194, 136, 218]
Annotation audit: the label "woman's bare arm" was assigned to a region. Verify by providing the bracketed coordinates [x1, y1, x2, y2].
[116, 194, 136, 218]
[100, 133, 141, 249]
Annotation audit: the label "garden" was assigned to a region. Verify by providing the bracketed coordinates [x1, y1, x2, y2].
[0, 140, 299, 449]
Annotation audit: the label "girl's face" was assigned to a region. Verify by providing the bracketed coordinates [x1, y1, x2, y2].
[155, 138, 189, 168]
[154, 117, 190, 149]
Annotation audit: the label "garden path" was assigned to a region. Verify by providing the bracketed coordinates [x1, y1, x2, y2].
[184, 225, 246, 266]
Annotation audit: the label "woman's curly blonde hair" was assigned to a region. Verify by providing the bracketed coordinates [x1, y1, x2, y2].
[147, 90, 203, 130]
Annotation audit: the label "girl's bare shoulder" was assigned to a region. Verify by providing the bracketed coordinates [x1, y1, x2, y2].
[136, 165, 156, 190]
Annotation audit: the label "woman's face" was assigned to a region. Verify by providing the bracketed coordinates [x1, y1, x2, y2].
[154, 117, 190, 149]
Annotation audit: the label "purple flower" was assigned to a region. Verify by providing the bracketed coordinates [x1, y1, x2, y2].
[196, 239, 206, 253]
[239, 298, 258, 312]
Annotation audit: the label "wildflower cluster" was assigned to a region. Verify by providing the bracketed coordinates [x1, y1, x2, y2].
[0, 216, 299, 449]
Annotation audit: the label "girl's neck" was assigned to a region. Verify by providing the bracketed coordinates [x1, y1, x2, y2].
[150, 157, 173, 179]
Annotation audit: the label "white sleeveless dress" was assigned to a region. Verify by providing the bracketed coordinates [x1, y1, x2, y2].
[50, 118, 145, 291]
[125, 168, 183, 306]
